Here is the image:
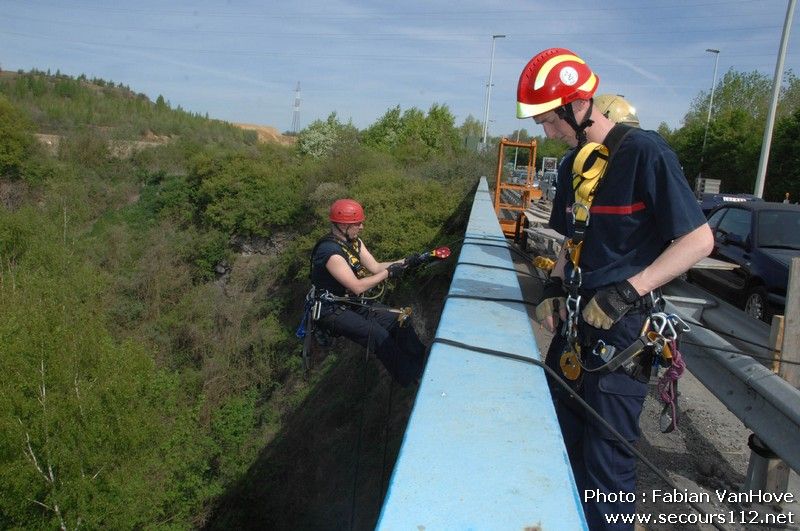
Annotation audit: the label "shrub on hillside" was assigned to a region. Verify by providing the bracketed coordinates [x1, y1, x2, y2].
[353, 170, 457, 258]
[0, 95, 36, 180]
[189, 153, 304, 237]
[297, 112, 358, 159]
[58, 127, 110, 168]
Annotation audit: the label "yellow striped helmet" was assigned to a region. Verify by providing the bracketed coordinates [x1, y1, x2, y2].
[517, 48, 599, 119]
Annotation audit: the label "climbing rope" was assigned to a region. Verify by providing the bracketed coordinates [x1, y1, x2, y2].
[431, 335, 728, 531]
[657, 338, 686, 433]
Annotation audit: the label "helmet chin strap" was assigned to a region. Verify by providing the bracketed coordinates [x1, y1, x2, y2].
[334, 223, 358, 242]
[555, 100, 595, 146]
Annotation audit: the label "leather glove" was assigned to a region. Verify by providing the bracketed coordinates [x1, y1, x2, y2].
[403, 252, 424, 269]
[582, 279, 640, 330]
[387, 262, 406, 279]
[534, 277, 566, 326]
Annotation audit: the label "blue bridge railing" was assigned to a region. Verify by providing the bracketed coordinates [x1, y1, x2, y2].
[377, 177, 587, 530]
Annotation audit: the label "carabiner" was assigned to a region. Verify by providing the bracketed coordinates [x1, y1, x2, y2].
[564, 266, 583, 290]
[571, 202, 591, 225]
[649, 312, 669, 336]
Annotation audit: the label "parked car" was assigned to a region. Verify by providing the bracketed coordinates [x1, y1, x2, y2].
[689, 201, 800, 322]
[697, 192, 762, 215]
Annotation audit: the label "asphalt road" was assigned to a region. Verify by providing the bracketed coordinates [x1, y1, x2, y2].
[511, 242, 799, 530]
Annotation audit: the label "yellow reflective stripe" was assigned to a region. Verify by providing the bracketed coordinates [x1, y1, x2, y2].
[517, 99, 561, 118]
[576, 73, 598, 94]
[534, 53, 585, 90]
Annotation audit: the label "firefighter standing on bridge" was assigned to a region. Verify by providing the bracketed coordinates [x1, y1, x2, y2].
[517, 48, 713, 530]
[309, 199, 427, 386]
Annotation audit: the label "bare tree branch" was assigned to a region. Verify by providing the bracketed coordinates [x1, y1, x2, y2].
[19, 422, 49, 483]
[54, 503, 66, 531]
[74, 374, 84, 418]
[37, 359, 46, 408]
[91, 466, 104, 480]
[30, 498, 52, 511]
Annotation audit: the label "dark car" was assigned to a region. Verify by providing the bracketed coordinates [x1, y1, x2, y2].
[689, 201, 800, 321]
[697, 192, 762, 215]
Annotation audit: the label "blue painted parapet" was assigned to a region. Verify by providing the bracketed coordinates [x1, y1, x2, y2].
[377, 178, 587, 530]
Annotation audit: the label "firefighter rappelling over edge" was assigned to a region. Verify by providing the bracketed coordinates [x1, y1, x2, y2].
[297, 198, 451, 384]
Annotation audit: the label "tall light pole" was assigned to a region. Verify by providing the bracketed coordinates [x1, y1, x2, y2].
[754, 0, 797, 198]
[699, 48, 720, 179]
[481, 34, 505, 149]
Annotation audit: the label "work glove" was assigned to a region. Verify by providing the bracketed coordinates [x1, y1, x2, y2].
[387, 262, 406, 279]
[582, 280, 640, 330]
[534, 277, 567, 332]
[403, 252, 424, 269]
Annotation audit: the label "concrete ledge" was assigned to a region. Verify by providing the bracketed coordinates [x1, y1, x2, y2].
[377, 178, 587, 530]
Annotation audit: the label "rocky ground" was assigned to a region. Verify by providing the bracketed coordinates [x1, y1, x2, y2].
[513, 241, 799, 530]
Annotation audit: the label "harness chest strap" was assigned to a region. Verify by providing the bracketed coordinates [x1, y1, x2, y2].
[566, 123, 633, 267]
[560, 125, 634, 378]
[566, 141, 609, 267]
[333, 236, 367, 279]
[310, 234, 369, 280]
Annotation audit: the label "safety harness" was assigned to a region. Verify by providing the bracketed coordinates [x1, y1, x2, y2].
[556, 124, 689, 422]
[296, 235, 412, 370]
[309, 234, 369, 282]
[559, 124, 634, 380]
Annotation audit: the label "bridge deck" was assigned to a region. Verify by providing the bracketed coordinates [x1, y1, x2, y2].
[377, 178, 586, 530]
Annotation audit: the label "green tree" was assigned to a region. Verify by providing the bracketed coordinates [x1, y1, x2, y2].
[362, 105, 403, 150]
[672, 69, 776, 189]
[155, 94, 168, 110]
[536, 135, 569, 167]
[684, 69, 772, 126]
[189, 152, 303, 237]
[297, 112, 356, 159]
[459, 114, 483, 150]
[777, 70, 800, 118]
[362, 104, 461, 162]
[0, 95, 35, 179]
[0, 217, 215, 529]
[766, 107, 800, 201]
[421, 103, 461, 155]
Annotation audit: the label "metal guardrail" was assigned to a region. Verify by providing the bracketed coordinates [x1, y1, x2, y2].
[377, 178, 587, 530]
[523, 215, 800, 474]
[663, 280, 800, 473]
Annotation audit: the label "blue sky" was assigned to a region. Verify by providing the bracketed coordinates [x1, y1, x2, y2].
[2, 0, 799, 138]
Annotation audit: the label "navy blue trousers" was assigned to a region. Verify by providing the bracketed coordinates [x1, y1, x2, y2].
[546, 310, 650, 531]
[318, 302, 427, 387]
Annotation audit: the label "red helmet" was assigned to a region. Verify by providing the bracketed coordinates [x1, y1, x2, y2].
[516, 48, 599, 119]
[329, 199, 365, 224]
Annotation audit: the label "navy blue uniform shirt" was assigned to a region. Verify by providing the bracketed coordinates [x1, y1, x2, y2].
[549, 129, 706, 290]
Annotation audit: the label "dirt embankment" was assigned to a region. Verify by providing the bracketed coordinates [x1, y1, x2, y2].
[33, 130, 172, 158]
[34, 122, 295, 158]
[232, 123, 296, 146]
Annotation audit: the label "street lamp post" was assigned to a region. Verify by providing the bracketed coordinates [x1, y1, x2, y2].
[699, 48, 720, 178]
[481, 34, 505, 149]
[754, 0, 797, 198]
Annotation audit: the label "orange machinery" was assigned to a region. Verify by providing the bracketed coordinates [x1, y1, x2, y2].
[492, 137, 540, 239]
